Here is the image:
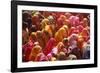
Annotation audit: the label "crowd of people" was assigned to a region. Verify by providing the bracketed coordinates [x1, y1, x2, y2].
[22, 10, 90, 62]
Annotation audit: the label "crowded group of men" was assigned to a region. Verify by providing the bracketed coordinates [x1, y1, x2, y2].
[22, 10, 90, 62]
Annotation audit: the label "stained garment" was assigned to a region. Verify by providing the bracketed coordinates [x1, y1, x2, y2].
[69, 15, 80, 27]
[56, 15, 66, 29]
[35, 53, 48, 61]
[43, 38, 56, 55]
[42, 30, 51, 46]
[41, 18, 49, 29]
[22, 41, 34, 62]
[29, 45, 42, 61]
[55, 27, 67, 44]
[44, 25, 53, 37]
[68, 27, 79, 36]
[80, 28, 90, 42]
[29, 32, 37, 43]
[36, 31, 45, 49]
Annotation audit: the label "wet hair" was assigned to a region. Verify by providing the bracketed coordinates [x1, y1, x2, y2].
[67, 54, 77, 60]
[62, 38, 68, 44]
[42, 30, 51, 39]
[36, 31, 43, 38]
[57, 52, 67, 60]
